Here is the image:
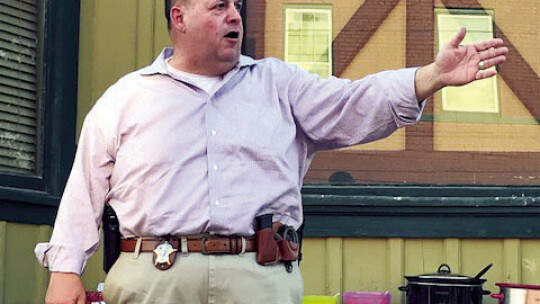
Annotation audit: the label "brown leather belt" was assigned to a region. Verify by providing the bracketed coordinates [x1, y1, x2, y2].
[120, 236, 256, 255]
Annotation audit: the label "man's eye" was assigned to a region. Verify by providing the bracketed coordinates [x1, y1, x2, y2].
[214, 1, 225, 9]
[235, 2, 243, 11]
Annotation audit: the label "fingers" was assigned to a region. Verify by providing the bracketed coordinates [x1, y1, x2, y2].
[480, 55, 507, 70]
[474, 38, 507, 79]
[476, 69, 497, 80]
[476, 55, 506, 80]
[478, 46, 509, 61]
[448, 27, 467, 47]
[77, 294, 86, 304]
[76, 287, 87, 304]
[474, 38, 505, 52]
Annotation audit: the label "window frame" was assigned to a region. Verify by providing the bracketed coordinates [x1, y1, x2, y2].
[284, 4, 333, 78]
[0, 0, 79, 225]
[435, 8, 501, 118]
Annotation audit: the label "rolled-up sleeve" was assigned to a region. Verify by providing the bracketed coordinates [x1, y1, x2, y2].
[283, 62, 424, 150]
[35, 97, 117, 275]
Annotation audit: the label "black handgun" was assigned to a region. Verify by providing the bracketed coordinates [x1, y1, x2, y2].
[102, 203, 121, 273]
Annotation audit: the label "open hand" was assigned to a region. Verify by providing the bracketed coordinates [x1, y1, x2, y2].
[435, 27, 508, 87]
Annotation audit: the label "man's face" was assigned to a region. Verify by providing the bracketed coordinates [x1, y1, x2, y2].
[181, 0, 243, 72]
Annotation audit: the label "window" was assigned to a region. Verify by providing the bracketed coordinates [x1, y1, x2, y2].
[436, 9, 499, 114]
[0, 1, 79, 225]
[285, 6, 332, 78]
[0, 0, 43, 175]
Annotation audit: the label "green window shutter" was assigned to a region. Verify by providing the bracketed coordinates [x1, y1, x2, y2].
[0, 0, 40, 174]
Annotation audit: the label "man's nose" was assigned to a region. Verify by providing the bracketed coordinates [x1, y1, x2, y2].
[227, 4, 241, 24]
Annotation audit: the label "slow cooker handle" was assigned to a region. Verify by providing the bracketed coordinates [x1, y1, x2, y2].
[398, 286, 409, 295]
[474, 263, 493, 280]
[490, 292, 504, 304]
[438, 263, 451, 274]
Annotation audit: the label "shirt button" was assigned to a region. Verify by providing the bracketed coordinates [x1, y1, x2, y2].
[213, 165, 218, 171]
[211, 130, 217, 136]
[215, 200, 220, 206]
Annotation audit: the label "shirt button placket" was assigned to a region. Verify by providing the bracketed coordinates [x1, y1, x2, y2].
[206, 99, 221, 228]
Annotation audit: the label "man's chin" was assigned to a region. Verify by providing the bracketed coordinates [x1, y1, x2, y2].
[212, 56, 240, 75]
[221, 49, 241, 62]
[219, 52, 240, 66]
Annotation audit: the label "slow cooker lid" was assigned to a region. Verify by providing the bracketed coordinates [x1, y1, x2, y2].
[405, 276, 485, 286]
[405, 264, 488, 285]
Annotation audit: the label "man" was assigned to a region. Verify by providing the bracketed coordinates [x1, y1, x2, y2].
[36, 0, 508, 303]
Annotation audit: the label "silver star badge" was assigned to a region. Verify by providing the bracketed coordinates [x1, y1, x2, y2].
[153, 241, 178, 266]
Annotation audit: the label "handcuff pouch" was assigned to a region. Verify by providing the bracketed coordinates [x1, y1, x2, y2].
[277, 238, 299, 261]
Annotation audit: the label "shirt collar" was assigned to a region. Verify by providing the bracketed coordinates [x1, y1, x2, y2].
[139, 47, 258, 77]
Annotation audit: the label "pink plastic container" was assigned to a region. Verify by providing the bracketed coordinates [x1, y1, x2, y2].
[342, 292, 391, 304]
[85, 291, 103, 304]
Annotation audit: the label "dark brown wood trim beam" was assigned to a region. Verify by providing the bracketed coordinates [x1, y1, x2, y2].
[244, 0, 265, 59]
[441, 0, 540, 119]
[406, 0, 435, 68]
[405, 0, 435, 151]
[495, 24, 540, 120]
[332, 0, 400, 77]
[440, 0, 483, 8]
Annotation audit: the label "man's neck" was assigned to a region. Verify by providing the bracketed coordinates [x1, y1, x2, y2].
[168, 48, 238, 76]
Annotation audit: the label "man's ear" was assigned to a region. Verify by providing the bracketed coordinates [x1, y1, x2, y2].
[170, 5, 186, 33]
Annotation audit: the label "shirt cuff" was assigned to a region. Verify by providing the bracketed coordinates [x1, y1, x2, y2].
[35, 242, 88, 275]
[385, 67, 426, 127]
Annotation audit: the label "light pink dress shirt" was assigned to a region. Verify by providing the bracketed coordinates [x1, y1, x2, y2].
[35, 48, 424, 274]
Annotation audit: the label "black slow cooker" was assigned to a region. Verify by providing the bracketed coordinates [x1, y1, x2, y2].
[398, 263, 492, 304]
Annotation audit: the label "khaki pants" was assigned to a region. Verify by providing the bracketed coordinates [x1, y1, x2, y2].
[103, 252, 303, 304]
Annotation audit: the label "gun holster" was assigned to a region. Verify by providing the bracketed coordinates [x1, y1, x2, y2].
[102, 204, 121, 273]
[255, 214, 299, 271]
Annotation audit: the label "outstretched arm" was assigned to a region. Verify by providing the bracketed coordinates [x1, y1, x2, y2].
[414, 27, 508, 101]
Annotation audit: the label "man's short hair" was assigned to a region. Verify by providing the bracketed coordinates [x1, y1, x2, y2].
[165, 0, 173, 30]
[165, 0, 186, 30]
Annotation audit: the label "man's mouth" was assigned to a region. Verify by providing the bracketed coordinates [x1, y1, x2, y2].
[224, 31, 240, 39]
